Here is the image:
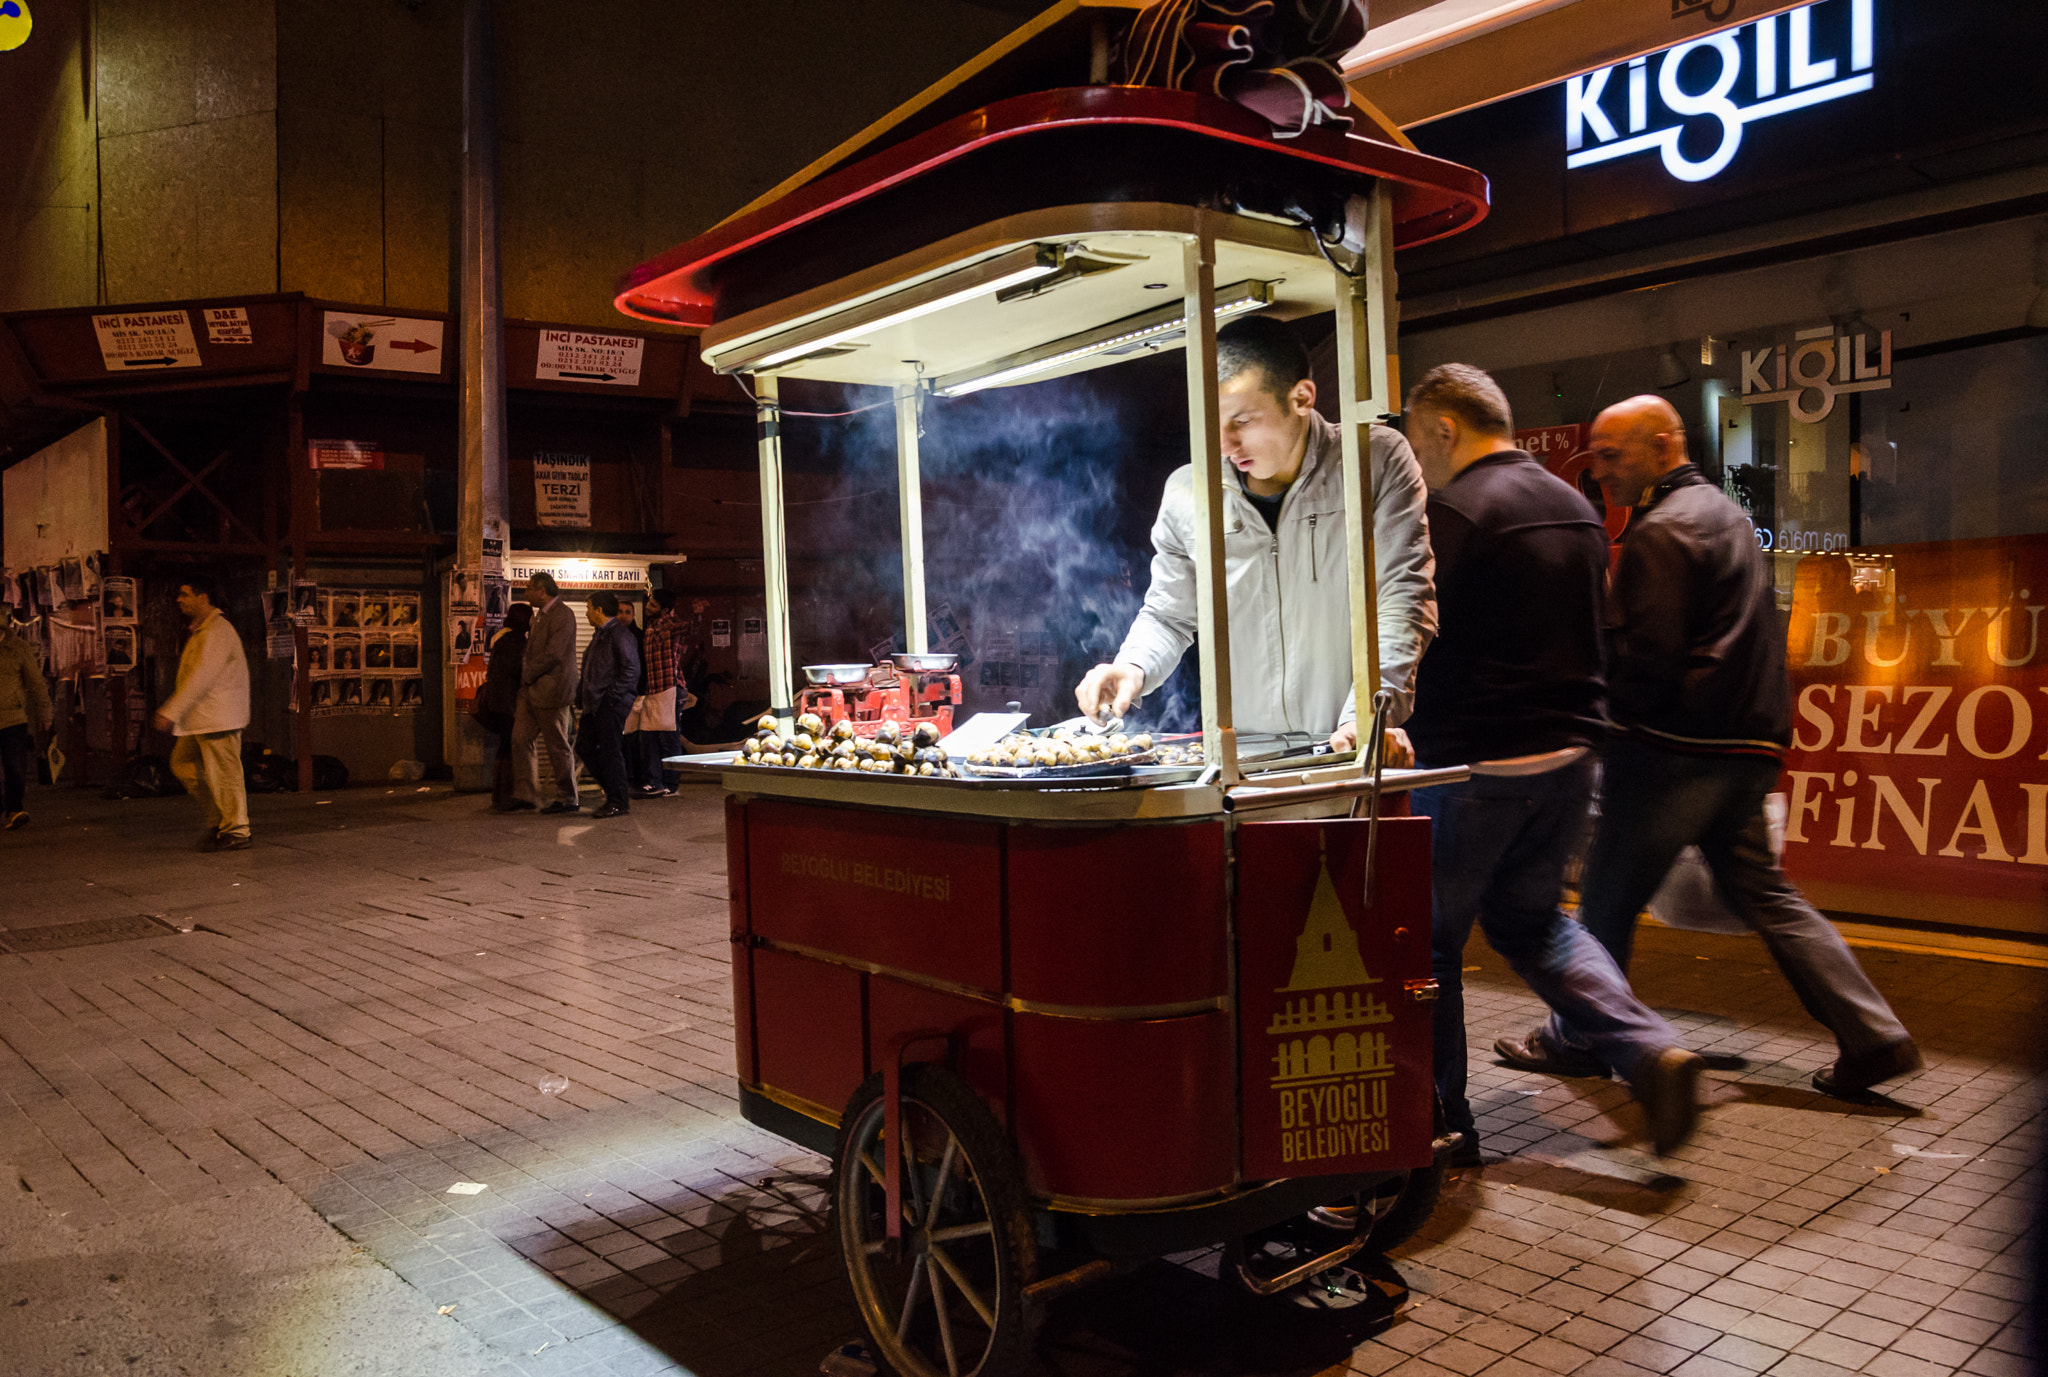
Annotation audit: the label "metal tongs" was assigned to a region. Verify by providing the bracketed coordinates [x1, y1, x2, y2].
[1353, 689, 1395, 906]
[1083, 706, 1124, 737]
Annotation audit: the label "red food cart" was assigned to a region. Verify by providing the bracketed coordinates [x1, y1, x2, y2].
[618, 10, 1490, 1374]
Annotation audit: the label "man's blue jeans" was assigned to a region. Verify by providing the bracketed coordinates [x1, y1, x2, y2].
[1417, 756, 1681, 1138]
[1550, 738, 1909, 1062]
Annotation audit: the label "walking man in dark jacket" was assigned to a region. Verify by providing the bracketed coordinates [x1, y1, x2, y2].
[575, 592, 641, 819]
[1500, 394, 1919, 1100]
[1406, 365, 1703, 1159]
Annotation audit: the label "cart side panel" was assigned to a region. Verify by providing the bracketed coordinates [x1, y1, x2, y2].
[751, 946, 868, 1121]
[1236, 817, 1434, 1179]
[728, 796, 757, 1086]
[866, 977, 1008, 1126]
[1007, 822, 1228, 1008]
[745, 799, 1005, 993]
[1010, 1011, 1236, 1201]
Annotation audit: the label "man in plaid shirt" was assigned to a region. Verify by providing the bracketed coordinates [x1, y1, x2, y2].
[633, 588, 689, 797]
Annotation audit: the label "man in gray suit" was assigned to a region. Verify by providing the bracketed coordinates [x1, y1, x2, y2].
[505, 572, 580, 814]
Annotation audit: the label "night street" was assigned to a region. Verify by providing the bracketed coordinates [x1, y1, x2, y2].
[0, 780, 2036, 1377]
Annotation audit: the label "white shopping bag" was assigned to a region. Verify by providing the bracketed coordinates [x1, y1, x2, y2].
[1647, 793, 1787, 935]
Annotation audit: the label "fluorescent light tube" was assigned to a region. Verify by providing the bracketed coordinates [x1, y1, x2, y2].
[721, 244, 1065, 373]
[934, 280, 1274, 398]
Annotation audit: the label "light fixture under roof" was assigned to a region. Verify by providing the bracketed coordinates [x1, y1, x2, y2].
[932, 280, 1276, 398]
[714, 243, 1067, 374]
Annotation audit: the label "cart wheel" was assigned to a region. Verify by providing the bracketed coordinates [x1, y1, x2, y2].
[831, 1066, 1037, 1377]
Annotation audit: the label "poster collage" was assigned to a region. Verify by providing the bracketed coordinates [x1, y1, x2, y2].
[298, 587, 425, 715]
[0, 557, 132, 680]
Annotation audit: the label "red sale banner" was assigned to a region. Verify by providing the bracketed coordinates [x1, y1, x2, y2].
[1781, 536, 2048, 936]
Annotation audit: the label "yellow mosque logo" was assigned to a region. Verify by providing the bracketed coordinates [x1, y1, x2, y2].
[1267, 842, 1393, 1085]
[0, 2, 30, 53]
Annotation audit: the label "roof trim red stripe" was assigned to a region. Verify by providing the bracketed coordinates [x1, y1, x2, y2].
[614, 86, 1488, 328]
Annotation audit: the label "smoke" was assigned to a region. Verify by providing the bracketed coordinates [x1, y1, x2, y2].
[782, 364, 1201, 730]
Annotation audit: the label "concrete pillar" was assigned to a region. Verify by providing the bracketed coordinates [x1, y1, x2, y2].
[451, 0, 509, 793]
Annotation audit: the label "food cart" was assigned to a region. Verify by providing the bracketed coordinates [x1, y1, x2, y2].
[616, 11, 1489, 1373]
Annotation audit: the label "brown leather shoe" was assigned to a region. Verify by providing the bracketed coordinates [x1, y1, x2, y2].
[1632, 1047, 1704, 1157]
[1494, 1027, 1610, 1078]
[1813, 1039, 1923, 1098]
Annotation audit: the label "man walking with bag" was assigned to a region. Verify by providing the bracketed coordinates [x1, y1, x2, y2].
[153, 575, 252, 851]
[1500, 395, 1919, 1100]
[632, 588, 688, 798]
[508, 572, 579, 814]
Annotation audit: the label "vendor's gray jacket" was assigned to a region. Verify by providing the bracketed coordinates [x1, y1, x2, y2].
[1116, 411, 1436, 735]
[0, 626, 52, 733]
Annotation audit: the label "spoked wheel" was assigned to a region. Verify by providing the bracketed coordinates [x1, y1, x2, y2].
[832, 1066, 1037, 1377]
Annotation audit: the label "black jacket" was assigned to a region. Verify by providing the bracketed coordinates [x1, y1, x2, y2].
[1608, 464, 1790, 757]
[1406, 450, 1609, 766]
[478, 625, 528, 720]
[577, 618, 641, 719]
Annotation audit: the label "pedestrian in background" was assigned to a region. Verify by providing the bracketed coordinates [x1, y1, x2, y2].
[633, 588, 688, 797]
[1504, 395, 1920, 1100]
[152, 575, 252, 852]
[0, 605, 53, 831]
[575, 592, 640, 819]
[615, 599, 651, 795]
[1403, 365, 1703, 1158]
[479, 601, 533, 811]
[509, 573, 579, 815]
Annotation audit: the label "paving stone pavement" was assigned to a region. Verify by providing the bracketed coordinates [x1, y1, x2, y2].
[0, 779, 2039, 1377]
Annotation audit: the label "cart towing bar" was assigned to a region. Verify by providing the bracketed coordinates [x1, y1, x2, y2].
[1220, 765, 1470, 813]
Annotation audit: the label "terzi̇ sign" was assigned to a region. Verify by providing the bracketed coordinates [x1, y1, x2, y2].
[1567, 0, 1875, 182]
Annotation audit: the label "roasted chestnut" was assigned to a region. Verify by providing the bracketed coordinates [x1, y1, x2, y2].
[911, 722, 940, 748]
[874, 721, 902, 746]
[830, 720, 857, 742]
[797, 712, 826, 736]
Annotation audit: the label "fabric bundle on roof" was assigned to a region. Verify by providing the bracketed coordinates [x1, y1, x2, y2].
[1120, 0, 1366, 139]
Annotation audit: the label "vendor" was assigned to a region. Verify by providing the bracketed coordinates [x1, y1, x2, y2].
[1077, 316, 1435, 757]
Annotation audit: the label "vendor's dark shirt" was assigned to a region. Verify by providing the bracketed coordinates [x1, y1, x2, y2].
[1405, 449, 1609, 766]
[1237, 473, 1287, 532]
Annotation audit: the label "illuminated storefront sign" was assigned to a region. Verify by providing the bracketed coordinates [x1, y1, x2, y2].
[1567, 0, 1874, 182]
[1739, 321, 1893, 423]
[1781, 538, 2048, 935]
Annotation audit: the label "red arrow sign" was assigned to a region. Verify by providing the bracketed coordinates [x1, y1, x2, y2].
[389, 338, 437, 354]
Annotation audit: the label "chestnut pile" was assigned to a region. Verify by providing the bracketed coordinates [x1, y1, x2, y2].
[739, 715, 963, 778]
[963, 728, 1155, 771]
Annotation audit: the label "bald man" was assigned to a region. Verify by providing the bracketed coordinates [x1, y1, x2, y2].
[1497, 396, 1920, 1100]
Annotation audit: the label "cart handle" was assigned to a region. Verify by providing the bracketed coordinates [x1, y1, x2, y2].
[1220, 765, 1470, 813]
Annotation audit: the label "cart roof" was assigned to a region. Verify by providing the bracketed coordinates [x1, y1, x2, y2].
[614, 88, 1485, 393]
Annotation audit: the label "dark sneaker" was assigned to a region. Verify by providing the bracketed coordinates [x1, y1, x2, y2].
[592, 802, 629, 819]
[1813, 1039, 1923, 1099]
[1494, 1027, 1610, 1078]
[1632, 1047, 1705, 1156]
[214, 833, 253, 851]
